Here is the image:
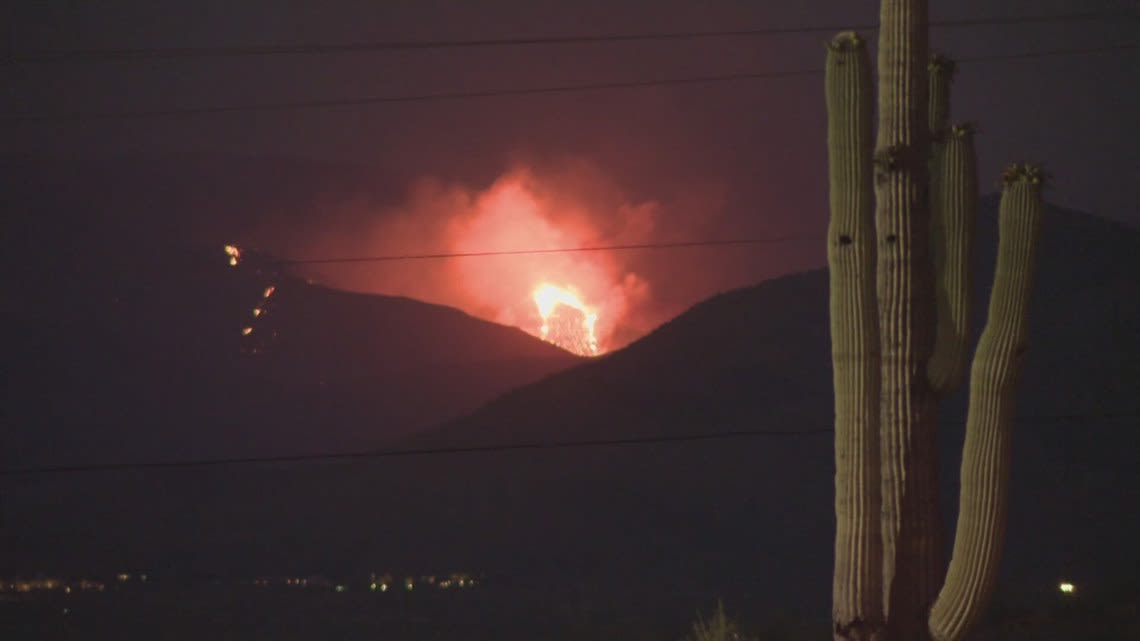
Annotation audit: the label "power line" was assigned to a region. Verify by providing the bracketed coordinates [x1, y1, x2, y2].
[4, 43, 1135, 123]
[3, 412, 1135, 478]
[957, 43, 1140, 63]
[3, 11, 1133, 63]
[3, 68, 822, 122]
[269, 235, 823, 267]
[0, 429, 834, 478]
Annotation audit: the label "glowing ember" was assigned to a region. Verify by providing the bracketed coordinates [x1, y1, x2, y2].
[224, 244, 241, 267]
[532, 283, 599, 356]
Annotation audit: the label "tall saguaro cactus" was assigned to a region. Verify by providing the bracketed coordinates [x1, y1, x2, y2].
[825, 1, 1045, 640]
[827, 31, 883, 640]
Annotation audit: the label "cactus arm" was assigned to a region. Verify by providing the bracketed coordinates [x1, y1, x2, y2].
[873, 0, 944, 637]
[925, 56, 953, 292]
[925, 56, 953, 272]
[928, 123, 977, 393]
[928, 165, 1045, 641]
[927, 55, 954, 138]
[926, 58, 974, 395]
[826, 32, 886, 641]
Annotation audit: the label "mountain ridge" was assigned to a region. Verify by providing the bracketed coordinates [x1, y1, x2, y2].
[3, 199, 1136, 634]
[5, 241, 581, 468]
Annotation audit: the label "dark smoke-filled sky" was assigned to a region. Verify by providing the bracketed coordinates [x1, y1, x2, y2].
[3, 0, 1136, 349]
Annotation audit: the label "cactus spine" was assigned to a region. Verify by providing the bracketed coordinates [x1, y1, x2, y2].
[824, 1, 1045, 640]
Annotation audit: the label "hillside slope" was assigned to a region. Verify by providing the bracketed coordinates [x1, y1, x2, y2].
[3, 156, 581, 467]
[3, 199, 1136, 633]
[409, 196, 1140, 587]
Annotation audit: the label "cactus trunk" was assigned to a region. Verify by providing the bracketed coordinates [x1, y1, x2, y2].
[826, 32, 885, 641]
[872, 1, 944, 637]
[928, 168, 1044, 641]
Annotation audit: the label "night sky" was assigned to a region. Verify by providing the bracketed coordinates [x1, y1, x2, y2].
[2, 4, 1139, 633]
[3, 0, 1137, 344]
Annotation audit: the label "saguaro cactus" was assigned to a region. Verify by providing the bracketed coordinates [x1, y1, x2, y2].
[826, 31, 884, 641]
[825, 1, 1045, 640]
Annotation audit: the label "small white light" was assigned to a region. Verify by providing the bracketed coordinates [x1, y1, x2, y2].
[1059, 581, 1075, 594]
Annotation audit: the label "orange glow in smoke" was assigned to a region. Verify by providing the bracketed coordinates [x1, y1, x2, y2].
[441, 170, 649, 356]
[297, 164, 655, 355]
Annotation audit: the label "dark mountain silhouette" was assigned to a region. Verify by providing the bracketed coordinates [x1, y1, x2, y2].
[354, 196, 1137, 616]
[3, 154, 580, 468]
[5, 246, 579, 467]
[3, 198, 1137, 635]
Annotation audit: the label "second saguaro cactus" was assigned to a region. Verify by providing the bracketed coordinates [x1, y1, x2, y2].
[825, 2, 1045, 640]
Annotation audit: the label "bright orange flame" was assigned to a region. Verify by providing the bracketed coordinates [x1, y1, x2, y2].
[224, 244, 241, 267]
[532, 283, 599, 356]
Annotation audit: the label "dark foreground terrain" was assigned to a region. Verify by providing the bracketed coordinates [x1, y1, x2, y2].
[0, 578, 822, 641]
[2, 577, 1136, 641]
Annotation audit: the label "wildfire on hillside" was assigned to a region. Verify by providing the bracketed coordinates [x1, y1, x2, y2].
[532, 283, 598, 356]
[224, 244, 241, 267]
[223, 244, 280, 351]
[229, 163, 668, 356]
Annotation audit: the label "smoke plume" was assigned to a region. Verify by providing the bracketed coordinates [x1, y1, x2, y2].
[289, 159, 676, 353]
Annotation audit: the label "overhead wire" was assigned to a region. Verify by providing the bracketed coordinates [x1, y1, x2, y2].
[3, 10, 1134, 63]
[270, 235, 824, 266]
[4, 44, 1136, 123]
[2, 411, 1136, 477]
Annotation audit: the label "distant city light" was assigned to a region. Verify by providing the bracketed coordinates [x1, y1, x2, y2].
[1059, 581, 1075, 594]
[1, 571, 477, 597]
